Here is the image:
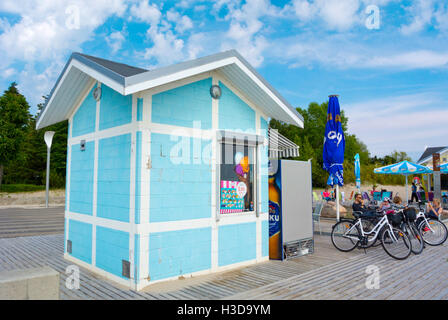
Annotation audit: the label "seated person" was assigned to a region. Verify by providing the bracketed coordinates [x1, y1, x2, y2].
[418, 186, 425, 196]
[426, 198, 443, 219]
[370, 185, 378, 196]
[352, 193, 376, 217]
[378, 197, 391, 211]
[322, 188, 332, 201]
[392, 195, 408, 208]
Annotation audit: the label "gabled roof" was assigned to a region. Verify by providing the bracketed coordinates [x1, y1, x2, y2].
[417, 146, 448, 164]
[76, 53, 148, 77]
[36, 50, 304, 130]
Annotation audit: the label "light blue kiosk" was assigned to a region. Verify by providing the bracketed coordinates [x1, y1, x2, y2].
[36, 50, 304, 290]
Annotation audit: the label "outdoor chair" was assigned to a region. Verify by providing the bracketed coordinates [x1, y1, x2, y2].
[313, 192, 320, 202]
[312, 201, 324, 235]
[417, 191, 426, 203]
[381, 191, 392, 201]
[362, 192, 373, 205]
[373, 192, 382, 202]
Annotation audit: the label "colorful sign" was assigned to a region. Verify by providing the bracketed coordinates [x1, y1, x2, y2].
[268, 160, 282, 260]
[433, 153, 441, 171]
[220, 180, 245, 213]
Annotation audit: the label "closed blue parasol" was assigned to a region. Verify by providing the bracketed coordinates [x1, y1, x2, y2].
[354, 153, 361, 191]
[374, 160, 432, 203]
[323, 96, 345, 186]
[323, 95, 345, 220]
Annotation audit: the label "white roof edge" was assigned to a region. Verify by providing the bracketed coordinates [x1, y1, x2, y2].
[37, 49, 304, 129]
[417, 146, 448, 165]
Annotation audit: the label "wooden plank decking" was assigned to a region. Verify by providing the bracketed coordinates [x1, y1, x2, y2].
[0, 233, 366, 300]
[0, 207, 64, 238]
[1, 225, 447, 299]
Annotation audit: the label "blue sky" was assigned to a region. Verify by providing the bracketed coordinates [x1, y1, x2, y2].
[0, 0, 447, 161]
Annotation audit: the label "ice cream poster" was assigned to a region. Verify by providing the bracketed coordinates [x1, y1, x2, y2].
[220, 180, 247, 213]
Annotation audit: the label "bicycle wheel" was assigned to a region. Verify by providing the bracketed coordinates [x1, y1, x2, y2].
[405, 223, 424, 255]
[381, 227, 412, 260]
[419, 219, 448, 246]
[331, 220, 359, 252]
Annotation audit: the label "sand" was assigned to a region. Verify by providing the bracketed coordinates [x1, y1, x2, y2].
[314, 183, 409, 201]
[0, 189, 65, 208]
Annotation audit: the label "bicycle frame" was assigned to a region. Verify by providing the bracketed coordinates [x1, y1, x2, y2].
[416, 207, 436, 232]
[342, 214, 397, 244]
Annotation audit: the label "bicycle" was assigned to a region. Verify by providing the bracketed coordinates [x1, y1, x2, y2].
[414, 203, 448, 246]
[331, 210, 412, 260]
[395, 206, 424, 255]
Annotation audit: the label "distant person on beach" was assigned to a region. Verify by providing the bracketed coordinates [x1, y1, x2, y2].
[322, 188, 331, 201]
[411, 182, 418, 203]
[427, 198, 443, 220]
[370, 185, 378, 196]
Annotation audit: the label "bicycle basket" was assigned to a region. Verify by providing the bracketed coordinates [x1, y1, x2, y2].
[404, 208, 417, 221]
[387, 212, 402, 227]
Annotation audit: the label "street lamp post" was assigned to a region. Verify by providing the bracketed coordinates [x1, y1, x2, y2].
[44, 131, 55, 208]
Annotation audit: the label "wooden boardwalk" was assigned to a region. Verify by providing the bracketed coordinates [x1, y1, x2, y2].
[228, 240, 448, 300]
[0, 233, 363, 300]
[0, 207, 64, 238]
[1, 230, 447, 299]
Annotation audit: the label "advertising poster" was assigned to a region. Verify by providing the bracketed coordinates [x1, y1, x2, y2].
[268, 160, 282, 260]
[220, 180, 246, 213]
[220, 147, 254, 214]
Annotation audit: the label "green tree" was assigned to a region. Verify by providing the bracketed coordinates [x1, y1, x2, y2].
[3, 96, 68, 188]
[270, 100, 363, 187]
[0, 83, 30, 188]
[269, 100, 415, 187]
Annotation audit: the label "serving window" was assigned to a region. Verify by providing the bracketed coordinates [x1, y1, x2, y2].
[217, 131, 264, 215]
[220, 142, 255, 213]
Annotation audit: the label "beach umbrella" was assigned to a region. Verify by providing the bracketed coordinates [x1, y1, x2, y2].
[440, 163, 448, 173]
[323, 95, 345, 221]
[354, 153, 361, 192]
[373, 160, 432, 204]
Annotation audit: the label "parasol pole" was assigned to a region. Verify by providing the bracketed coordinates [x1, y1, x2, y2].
[405, 174, 409, 205]
[336, 184, 340, 221]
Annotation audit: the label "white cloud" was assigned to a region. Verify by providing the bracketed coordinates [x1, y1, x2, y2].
[400, 0, 435, 35]
[129, 3, 204, 66]
[2, 68, 16, 78]
[0, 0, 128, 107]
[219, 0, 283, 67]
[166, 9, 193, 34]
[288, 0, 361, 31]
[317, 0, 361, 31]
[273, 33, 448, 70]
[344, 93, 448, 157]
[434, 3, 448, 31]
[106, 28, 127, 54]
[144, 25, 185, 66]
[129, 1, 161, 25]
[364, 50, 448, 69]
